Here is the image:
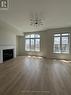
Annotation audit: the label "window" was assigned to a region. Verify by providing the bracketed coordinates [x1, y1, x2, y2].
[25, 34, 40, 51]
[53, 33, 70, 53]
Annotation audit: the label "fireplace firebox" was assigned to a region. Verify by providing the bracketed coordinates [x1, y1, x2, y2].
[3, 49, 14, 62]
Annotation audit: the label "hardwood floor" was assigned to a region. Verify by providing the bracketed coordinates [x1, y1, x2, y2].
[0, 56, 71, 95]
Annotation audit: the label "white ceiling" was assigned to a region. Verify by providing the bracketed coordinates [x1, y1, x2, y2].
[0, 0, 71, 32]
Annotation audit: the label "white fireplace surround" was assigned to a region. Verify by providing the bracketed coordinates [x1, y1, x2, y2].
[0, 45, 16, 63]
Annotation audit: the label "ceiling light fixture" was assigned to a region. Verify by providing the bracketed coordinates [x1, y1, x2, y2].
[30, 12, 43, 27]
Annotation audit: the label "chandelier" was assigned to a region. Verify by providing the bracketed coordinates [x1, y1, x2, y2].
[30, 13, 43, 27]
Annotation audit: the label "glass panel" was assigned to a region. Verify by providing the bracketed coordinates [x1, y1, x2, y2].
[25, 35, 30, 38]
[54, 37, 61, 53]
[30, 39, 35, 51]
[35, 34, 40, 38]
[35, 39, 40, 51]
[25, 39, 30, 51]
[54, 34, 60, 36]
[62, 33, 70, 36]
[62, 37, 69, 53]
[30, 34, 35, 38]
[54, 37, 60, 44]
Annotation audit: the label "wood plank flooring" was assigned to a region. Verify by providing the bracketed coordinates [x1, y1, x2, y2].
[0, 56, 71, 95]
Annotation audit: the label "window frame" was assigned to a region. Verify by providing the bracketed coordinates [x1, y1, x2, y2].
[53, 33, 70, 54]
[25, 33, 40, 52]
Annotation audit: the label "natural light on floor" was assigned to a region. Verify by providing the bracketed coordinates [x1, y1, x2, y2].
[27, 55, 43, 59]
[60, 60, 71, 63]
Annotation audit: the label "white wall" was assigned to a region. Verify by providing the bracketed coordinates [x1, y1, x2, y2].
[0, 20, 17, 63]
[18, 27, 71, 60]
[0, 30, 16, 46]
[0, 21, 16, 49]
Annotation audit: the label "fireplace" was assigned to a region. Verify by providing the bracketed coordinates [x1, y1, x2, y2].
[3, 49, 14, 62]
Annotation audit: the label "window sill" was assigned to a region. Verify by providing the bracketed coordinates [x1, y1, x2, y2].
[53, 52, 69, 54]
